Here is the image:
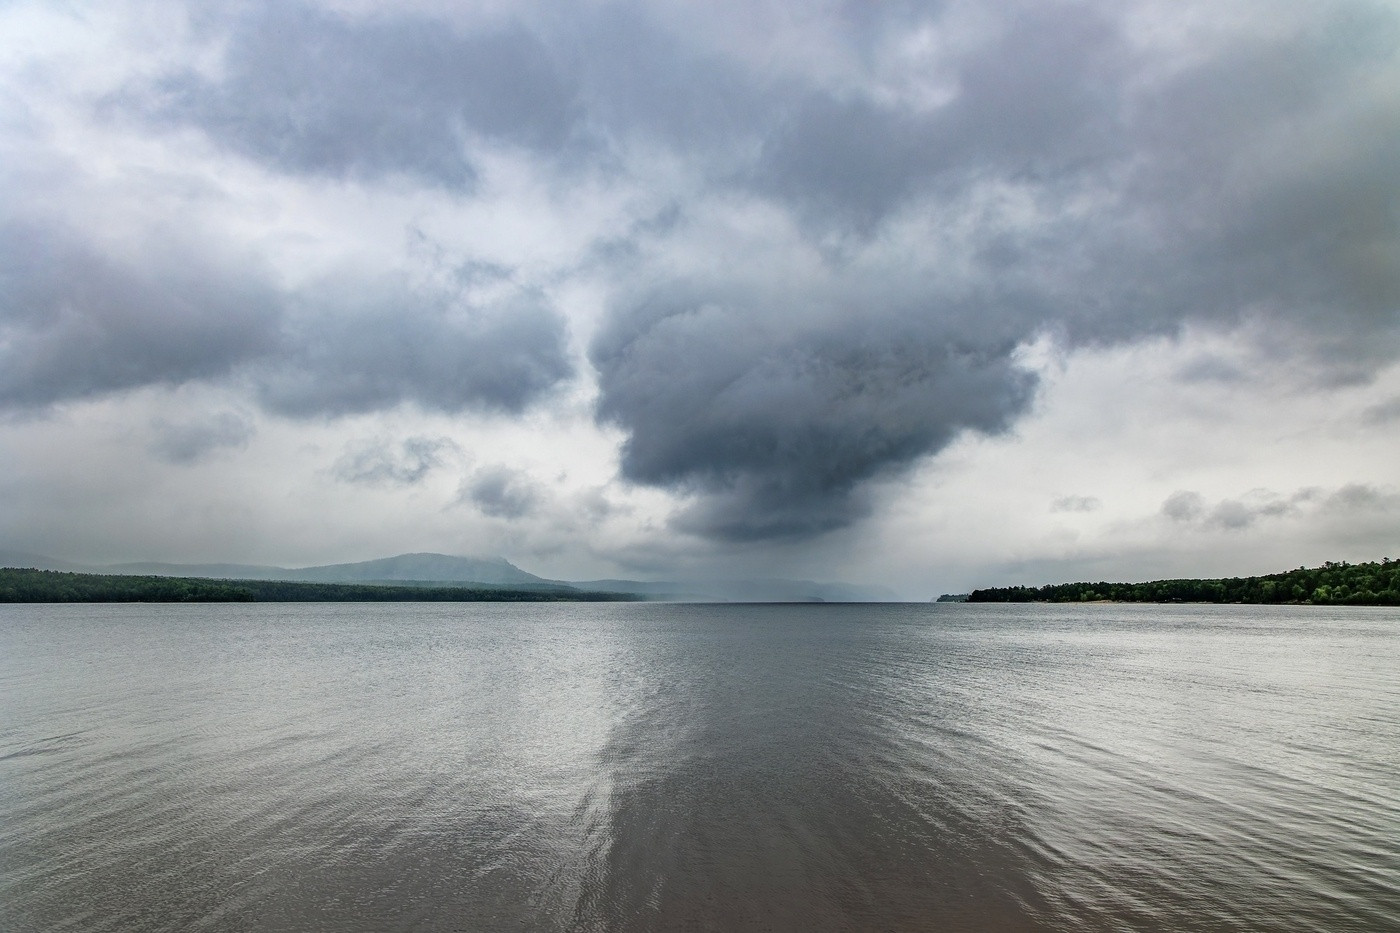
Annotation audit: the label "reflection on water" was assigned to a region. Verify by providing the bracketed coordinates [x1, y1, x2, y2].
[1, 602, 1397, 931]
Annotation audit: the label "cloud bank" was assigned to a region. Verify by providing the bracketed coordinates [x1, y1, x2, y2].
[2, 0, 1397, 562]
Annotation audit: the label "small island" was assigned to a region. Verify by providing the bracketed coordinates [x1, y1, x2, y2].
[967, 558, 1400, 606]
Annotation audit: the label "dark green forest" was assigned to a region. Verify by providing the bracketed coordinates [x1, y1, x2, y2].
[0, 568, 633, 603]
[968, 559, 1400, 605]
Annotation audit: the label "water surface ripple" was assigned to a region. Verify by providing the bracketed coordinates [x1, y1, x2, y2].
[1, 602, 1396, 931]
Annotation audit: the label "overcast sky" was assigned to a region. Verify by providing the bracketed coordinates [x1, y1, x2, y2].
[2, 0, 1397, 597]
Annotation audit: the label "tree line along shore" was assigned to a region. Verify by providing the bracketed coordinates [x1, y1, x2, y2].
[4, 559, 1398, 605]
[967, 559, 1400, 606]
[0, 568, 635, 603]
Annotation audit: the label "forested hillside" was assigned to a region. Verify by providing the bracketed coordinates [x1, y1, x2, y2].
[968, 559, 1400, 605]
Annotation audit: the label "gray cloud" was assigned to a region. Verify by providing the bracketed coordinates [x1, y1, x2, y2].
[0, 219, 573, 418]
[752, 4, 1128, 232]
[333, 436, 458, 486]
[1162, 491, 1207, 523]
[124, 3, 582, 187]
[1208, 499, 1269, 531]
[1099, 5, 1400, 355]
[1159, 486, 1392, 531]
[593, 284, 1035, 540]
[464, 466, 540, 519]
[1362, 397, 1400, 425]
[1051, 495, 1101, 513]
[0, 221, 281, 409]
[149, 412, 255, 464]
[1324, 483, 1400, 514]
[556, 4, 780, 163]
[1175, 356, 1248, 384]
[255, 281, 573, 418]
[1205, 489, 1321, 530]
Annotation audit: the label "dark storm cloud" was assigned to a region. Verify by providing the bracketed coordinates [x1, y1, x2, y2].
[584, 1, 1400, 541]
[465, 466, 540, 519]
[127, 2, 582, 187]
[0, 221, 281, 409]
[593, 284, 1035, 540]
[149, 412, 255, 464]
[333, 436, 457, 486]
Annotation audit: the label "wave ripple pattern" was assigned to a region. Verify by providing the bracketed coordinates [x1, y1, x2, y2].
[1, 602, 1397, 931]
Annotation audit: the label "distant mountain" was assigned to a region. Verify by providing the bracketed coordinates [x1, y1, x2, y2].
[0, 549, 86, 572]
[287, 553, 546, 586]
[3, 551, 551, 588]
[1, 549, 896, 601]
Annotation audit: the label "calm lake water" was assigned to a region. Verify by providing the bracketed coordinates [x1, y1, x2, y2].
[1, 602, 1396, 932]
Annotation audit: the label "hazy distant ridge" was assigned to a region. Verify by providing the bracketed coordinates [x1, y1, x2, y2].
[1, 551, 550, 587]
[0, 550, 896, 602]
[278, 553, 545, 586]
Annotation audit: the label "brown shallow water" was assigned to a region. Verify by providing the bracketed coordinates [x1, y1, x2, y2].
[1, 601, 1396, 931]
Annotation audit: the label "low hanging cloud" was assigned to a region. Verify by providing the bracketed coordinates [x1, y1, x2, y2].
[463, 466, 541, 519]
[1207, 495, 1305, 531]
[149, 412, 255, 464]
[1051, 495, 1102, 514]
[1161, 485, 1400, 532]
[332, 436, 459, 487]
[1324, 483, 1400, 514]
[1162, 489, 1313, 529]
[1162, 491, 1208, 524]
[1362, 397, 1400, 425]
